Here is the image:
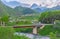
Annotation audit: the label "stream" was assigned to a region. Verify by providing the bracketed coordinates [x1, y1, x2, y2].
[14, 32, 50, 39]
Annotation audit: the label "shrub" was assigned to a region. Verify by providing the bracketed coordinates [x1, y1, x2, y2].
[14, 28, 32, 33]
[0, 26, 14, 39]
[16, 21, 32, 25]
[6, 22, 16, 26]
[0, 26, 30, 39]
[49, 32, 57, 39]
[54, 20, 60, 28]
[38, 25, 54, 36]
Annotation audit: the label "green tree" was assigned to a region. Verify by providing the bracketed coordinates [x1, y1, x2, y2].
[1, 15, 9, 26]
[39, 10, 60, 24]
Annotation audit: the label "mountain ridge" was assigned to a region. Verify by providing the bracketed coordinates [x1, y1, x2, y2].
[1, 0, 60, 15]
[0, 0, 37, 17]
[1, 0, 31, 8]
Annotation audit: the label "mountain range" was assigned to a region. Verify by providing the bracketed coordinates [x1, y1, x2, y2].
[1, 0, 31, 8]
[31, 3, 60, 12]
[0, 0, 60, 17]
[0, 0, 37, 17]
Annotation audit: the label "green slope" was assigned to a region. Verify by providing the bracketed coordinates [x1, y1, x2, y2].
[0, 0, 8, 16]
[0, 0, 37, 17]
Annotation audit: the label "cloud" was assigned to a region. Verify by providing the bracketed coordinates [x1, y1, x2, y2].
[2, 0, 60, 8]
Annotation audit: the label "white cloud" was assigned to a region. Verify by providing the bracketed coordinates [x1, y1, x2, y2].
[2, 0, 60, 8]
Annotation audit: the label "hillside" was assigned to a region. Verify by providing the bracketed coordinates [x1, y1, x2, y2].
[0, 0, 8, 16]
[0, 0, 37, 17]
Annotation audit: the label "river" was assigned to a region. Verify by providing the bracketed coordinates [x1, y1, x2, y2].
[14, 32, 50, 39]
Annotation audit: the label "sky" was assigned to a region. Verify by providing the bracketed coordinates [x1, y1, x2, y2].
[1, 0, 60, 8]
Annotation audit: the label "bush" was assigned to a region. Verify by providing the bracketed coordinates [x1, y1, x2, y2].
[14, 28, 32, 33]
[49, 32, 57, 39]
[0, 26, 14, 39]
[0, 26, 30, 39]
[16, 21, 32, 25]
[49, 32, 60, 39]
[38, 25, 60, 36]
[38, 25, 54, 36]
[6, 22, 16, 26]
[54, 20, 60, 28]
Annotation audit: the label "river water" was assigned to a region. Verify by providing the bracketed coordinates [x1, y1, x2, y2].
[14, 32, 50, 39]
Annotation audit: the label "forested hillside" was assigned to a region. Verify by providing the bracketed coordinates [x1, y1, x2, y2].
[0, 0, 37, 17]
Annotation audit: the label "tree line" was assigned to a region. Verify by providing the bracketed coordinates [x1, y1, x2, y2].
[39, 10, 60, 24]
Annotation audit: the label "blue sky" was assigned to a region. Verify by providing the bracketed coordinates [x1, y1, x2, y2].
[1, 0, 60, 8]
